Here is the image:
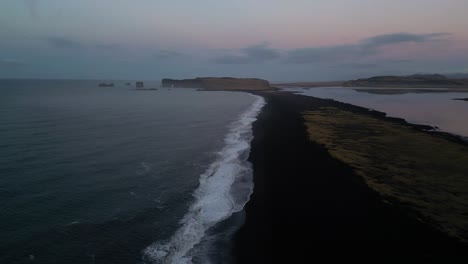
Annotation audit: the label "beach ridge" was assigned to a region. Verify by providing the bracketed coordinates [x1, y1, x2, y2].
[233, 91, 468, 263]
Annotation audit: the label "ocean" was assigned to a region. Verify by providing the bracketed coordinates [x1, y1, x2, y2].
[0, 79, 264, 264]
[291, 87, 468, 138]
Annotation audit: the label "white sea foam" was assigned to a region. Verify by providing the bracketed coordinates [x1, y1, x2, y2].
[143, 95, 265, 264]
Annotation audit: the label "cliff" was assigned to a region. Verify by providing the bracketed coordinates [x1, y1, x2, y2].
[161, 78, 205, 89]
[161, 77, 271, 91]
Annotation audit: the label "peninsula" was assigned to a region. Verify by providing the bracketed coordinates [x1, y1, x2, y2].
[343, 74, 468, 88]
[274, 74, 468, 94]
[161, 77, 272, 91]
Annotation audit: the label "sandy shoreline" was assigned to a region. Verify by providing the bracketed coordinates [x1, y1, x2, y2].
[233, 91, 468, 263]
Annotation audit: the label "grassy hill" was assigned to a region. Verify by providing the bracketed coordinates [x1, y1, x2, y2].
[343, 74, 468, 88]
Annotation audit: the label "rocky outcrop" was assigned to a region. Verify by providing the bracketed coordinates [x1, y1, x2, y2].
[161, 77, 271, 91]
[98, 83, 114, 87]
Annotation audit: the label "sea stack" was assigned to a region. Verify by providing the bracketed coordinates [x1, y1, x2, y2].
[136, 82, 144, 89]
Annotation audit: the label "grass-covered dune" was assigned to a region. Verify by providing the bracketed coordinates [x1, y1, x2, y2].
[303, 107, 468, 241]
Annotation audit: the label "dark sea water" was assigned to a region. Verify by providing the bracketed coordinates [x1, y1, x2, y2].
[0, 80, 264, 264]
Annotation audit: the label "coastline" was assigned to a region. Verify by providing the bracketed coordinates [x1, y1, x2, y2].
[233, 91, 468, 263]
[143, 94, 265, 263]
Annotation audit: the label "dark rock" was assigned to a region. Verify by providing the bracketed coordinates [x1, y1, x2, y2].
[98, 83, 114, 87]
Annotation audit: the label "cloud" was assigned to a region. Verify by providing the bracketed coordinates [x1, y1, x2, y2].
[24, 0, 39, 20]
[385, 59, 412, 64]
[243, 43, 281, 61]
[46, 37, 123, 51]
[95, 43, 121, 50]
[285, 32, 451, 64]
[331, 59, 412, 69]
[361, 32, 450, 48]
[46, 36, 82, 49]
[0, 59, 27, 67]
[332, 63, 379, 69]
[0, 59, 28, 72]
[156, 50, 183, 59]
[215, 43, 281, 64]
[285, 45, 363, 63]
[214, 55, 253, 64]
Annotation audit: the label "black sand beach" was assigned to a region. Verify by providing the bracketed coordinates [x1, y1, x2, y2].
[233, 91, 468, 263]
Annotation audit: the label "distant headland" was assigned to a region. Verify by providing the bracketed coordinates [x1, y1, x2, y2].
[274, 73, 468, 89]
[343, 74, 468, 88]
[161, 77, 272, 91]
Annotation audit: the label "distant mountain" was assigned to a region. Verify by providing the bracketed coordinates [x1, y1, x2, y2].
[343, 74, 468, 88]
[444, 72, 468, 79]
[407, 74, 448, 80]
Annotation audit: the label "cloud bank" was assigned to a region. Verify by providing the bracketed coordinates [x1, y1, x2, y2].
[215, 43, 281, 64]
[95, 43, 121, 50]
[214, 33, 450, 64]
[285, 32, 450, 64]
[46, 36, 82, 49]
[156, 50, 183, 60]
[0, 59, 27, 67]
[361, 32, 450, 48]
[24, 0, 39, 20]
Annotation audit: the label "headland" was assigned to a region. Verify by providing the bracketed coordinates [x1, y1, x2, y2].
[161, 77, 272, 91]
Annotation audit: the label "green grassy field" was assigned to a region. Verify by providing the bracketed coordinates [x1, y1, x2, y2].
[303, 107, 468, 240]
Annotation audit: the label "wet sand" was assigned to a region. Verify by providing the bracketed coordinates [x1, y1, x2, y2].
[233, 91, 468, 263]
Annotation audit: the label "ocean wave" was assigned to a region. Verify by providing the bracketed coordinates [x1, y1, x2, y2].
[143, 94, 265, 264]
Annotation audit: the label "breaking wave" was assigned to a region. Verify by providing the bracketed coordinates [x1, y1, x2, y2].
[143, 95, 265, 264]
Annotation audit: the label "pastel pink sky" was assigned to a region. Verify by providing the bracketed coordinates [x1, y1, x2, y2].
[1, 0, 468, 80]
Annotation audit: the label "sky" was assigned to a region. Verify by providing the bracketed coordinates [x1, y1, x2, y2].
[1, 0, 468, 81]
